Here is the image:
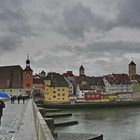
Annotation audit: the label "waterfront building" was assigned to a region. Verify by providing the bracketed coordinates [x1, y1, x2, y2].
[84, 91, 101, 102]
[76, 84, 90, 101]
[103, 73, 132, 95]
[64, 77, 74, 95]
[44, 72, 69, 102]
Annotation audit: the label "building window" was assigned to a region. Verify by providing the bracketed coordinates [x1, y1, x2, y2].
[57, 89, 60, 91]
[62, 89, 64, 91]
[62, 98, 64, 100]
[62, 93, 65, 96]
[10, 90, 12, 92]
[53, 91, 56, 93]
[58, 94, 60, 96]
[53, 95, 56, 98]
[49, 98, 51, 100]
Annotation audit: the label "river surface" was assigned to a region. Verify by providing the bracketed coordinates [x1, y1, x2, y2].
[55, 107, 140, 140]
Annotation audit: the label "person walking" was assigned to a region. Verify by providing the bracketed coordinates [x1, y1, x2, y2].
[0, 100, 5, 125]
[22, 96, 25, 104]
[17, 95, 21, 104]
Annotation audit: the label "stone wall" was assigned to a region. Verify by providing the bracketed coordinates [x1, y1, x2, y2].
[32, 100, 54, 140]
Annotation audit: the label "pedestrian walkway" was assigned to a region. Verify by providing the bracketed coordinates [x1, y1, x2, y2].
[0, 99, 37, 140]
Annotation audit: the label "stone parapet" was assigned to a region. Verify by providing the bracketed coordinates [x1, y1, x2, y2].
[32, 100, 54, 140]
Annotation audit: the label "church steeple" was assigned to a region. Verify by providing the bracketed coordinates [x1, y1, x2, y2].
[129, 59, 136, 80]
[79, 65, 85, 76]
[24, 53, 32, 71]
[23, 53, 33, 95]
[26, 53, 30, 67]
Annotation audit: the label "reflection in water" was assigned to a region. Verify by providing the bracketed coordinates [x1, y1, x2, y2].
[55, 107, 140, 140]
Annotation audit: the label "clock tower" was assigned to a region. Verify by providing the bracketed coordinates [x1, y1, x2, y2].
[23, 54, 33, 95]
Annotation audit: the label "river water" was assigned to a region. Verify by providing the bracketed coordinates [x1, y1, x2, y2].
[55, 107, 140, 140]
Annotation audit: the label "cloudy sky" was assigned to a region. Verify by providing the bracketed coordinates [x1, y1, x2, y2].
[0, 0, 140, 76]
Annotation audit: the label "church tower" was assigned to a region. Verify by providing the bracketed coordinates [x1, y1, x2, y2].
[23, 54, 33, 95]
[129, 60, 136, 80]
[79, 65, 85, 76]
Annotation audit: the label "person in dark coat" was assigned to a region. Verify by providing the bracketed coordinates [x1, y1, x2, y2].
[0, 100, 5, 125]
[17, 95, 22, 104]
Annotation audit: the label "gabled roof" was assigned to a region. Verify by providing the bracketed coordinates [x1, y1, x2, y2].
[63, 71, 74, 77]
[74, 76, 104, 85]
[104, 73, 131, 84]
[45, 72, 69, 87]
[0, 65, 23, 71]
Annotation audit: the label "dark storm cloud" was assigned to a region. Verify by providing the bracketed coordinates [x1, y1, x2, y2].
[117, 0, 140, 28]
[0, 0, 34, 51]
[56, 0, 140, 40]
[57, 2, 113, 40]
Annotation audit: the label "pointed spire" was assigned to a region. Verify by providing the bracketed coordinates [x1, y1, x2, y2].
[129, 57, 136, 66]
[26, 53, 30, 66]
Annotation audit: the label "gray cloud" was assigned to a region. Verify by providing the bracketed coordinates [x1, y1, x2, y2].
[117, 0, 140, 28]
[0, 0, 35, 51]
[54, 41, 140, 59]
[0, 0, 140, 76]
[56, 2, 112, 40]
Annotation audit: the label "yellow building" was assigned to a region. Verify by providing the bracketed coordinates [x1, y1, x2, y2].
[44, 72, 69, 103]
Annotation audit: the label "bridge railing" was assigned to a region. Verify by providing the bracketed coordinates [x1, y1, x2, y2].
[32, 99, 54, 140]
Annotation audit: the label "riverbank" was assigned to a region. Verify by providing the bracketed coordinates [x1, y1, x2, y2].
[40, 100, 140, 109]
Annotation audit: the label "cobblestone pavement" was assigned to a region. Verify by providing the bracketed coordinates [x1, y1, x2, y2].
[0, 100, 28, 140]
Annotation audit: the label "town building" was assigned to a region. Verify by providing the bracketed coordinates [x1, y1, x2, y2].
[44, 72, 69, 103]
[103, 73, 132, 94]
[0, 65, 24, 96]
[0, 55, 33, 96]
[33, 77, 45, 96]
[103, 73, 132, 101]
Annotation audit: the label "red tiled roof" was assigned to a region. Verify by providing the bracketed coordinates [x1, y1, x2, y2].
[105, 73, 131, 84]
[63, 71, 74, 77]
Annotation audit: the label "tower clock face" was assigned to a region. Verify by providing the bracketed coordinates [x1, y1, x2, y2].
[26, 75, 30, 79]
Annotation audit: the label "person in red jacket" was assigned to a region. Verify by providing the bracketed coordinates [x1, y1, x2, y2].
[0, 100, 5, 125]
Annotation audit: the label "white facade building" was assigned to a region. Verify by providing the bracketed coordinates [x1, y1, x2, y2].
[103, 74, 132, 94]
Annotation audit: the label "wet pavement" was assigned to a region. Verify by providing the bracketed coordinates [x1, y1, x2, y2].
[0, 99, 37, 140]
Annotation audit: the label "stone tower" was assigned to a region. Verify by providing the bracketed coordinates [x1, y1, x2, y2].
[129, 60, 136, 80]
[79, 65, 85, 76]
[23, 54, 33, 95]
